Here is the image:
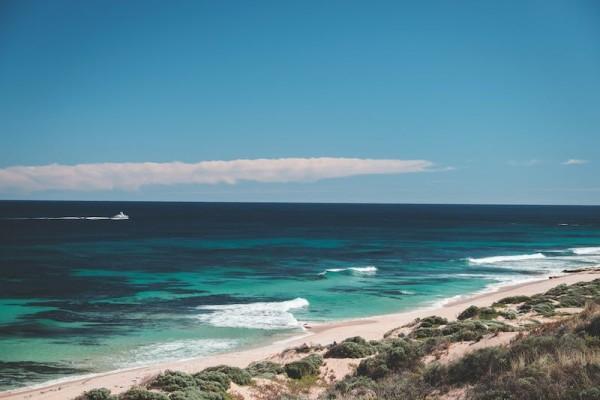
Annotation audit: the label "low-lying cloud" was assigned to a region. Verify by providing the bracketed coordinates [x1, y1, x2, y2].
[562, 159, 588, 166]
[0, 157, 435, 192]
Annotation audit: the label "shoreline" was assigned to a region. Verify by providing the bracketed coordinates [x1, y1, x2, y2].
[2, 270, 599, 400]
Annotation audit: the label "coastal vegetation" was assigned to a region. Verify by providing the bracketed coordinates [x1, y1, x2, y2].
[75, 278, 600, 400]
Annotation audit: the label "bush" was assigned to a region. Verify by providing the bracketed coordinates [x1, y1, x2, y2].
[325, 337, 376, 358]
[545, 283, 569, 297]
[332, 376, 376, 394]
[191, 371, 230, 391]
[194, 380, 226, 394]
[419, 316, 448, 327]
[201, 365, 251, 386]
[493, 295, 530, 306]
[585, 314, 600, 336]
[558, 294, 587, 308]
[478, 307, 499, 320]
[356, 356, 390, 379]
[302, 353, 323, 368]
[284, 354, 323, 379]
[422, 362, 447, 387]
[168, 388, 226, 400]
[149, 371, 196, 392]
[458, 305, 479, 320]
[447, 346, 509, 385]
[75, 388, 116, 400]
[245, 361, 284, 377]
[356, 339, 421, 379]
[412, 327, 443, 339]
[119, 388, 169, 400]
[532, 302, 556, 316]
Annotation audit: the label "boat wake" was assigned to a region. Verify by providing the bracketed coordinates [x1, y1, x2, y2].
[6, 212, 129, 221]
[318, 266, 377, 276]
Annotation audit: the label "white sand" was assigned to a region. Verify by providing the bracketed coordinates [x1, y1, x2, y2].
[1, 272, 598, 400]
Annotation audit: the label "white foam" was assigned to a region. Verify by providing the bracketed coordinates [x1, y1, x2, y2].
[119, 338, 238, 367]
[467, 253, 546, 265]
[318, 266, 377, 276]
[570, 247, 600, 255]
[196, 298, 309, 330]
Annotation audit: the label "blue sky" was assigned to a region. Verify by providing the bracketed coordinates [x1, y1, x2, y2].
[0, 0, 598, 204]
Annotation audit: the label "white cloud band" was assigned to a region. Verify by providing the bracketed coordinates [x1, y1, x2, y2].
[0, 157, 435, 192]
[562, 159, 588, 165]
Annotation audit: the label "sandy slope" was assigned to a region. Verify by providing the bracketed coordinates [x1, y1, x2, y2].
[1, 272, 598, 400]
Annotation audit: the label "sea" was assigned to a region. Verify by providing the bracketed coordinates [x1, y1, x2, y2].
[1, 201, 600, 391]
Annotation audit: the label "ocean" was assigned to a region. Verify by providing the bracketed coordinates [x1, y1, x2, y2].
[1, 201, 600, 390]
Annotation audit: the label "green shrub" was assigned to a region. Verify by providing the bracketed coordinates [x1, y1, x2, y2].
[201, 366, 251, 386]
[325, 337, 376, 358]
[458, 305, 479, 320]
[422, 362, 447, 387]
[149, 371, 196, 392]
[244, 361, 284, 378]
[419, 316, 448, 327]
[191, 371, 230, 391]
[499, 310, 517, 320]
[493, 295, 530, 306]
[545, 283, 569, 297]
[168, 388, 225, 400]
[356, 339, 421, 379]
[447, 346, 509, 385]
[585, 314, 600, 336]
[332, 375, 376, 394]
[356, 356, 390, 379]
[532, 302, 556, 316]
[194, 380, 226, 394]
[303, 353, 323, 368]
[119, 388, 169, 400]
[284, 354, 323, 379]
[76, 388, 116, 400]
[478, 307, 499, 320]
[412, 327, 443, 339]
[558, 294, 587, 307]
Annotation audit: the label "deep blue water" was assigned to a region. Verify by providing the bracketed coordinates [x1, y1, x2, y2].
[1, 201, 600, 390]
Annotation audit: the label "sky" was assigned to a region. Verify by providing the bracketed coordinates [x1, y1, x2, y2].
[0, 0, 599, 204]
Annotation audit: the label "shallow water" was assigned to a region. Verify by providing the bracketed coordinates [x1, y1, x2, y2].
[1, 201, 600, 390]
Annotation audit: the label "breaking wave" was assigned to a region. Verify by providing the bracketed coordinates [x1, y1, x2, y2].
[570, 247, 600, 255]
[117, 338, 238, 367]
[196, 298, 309, 330]
[467, 253, 546, 265]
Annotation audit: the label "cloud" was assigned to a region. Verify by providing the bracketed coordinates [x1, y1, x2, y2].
[0, 157, 436, 192]
[508, 159, 540, 167]
[562, 159, 588, 165]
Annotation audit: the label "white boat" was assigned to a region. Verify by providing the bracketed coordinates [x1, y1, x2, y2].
[111, 211, 129, 220]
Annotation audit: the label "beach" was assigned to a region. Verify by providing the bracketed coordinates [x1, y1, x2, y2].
[2, 270, 598, 400]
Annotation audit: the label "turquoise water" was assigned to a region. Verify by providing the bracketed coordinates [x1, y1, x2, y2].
[1, 202, 600, 390]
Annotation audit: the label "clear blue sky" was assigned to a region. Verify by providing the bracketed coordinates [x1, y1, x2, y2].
[0, 0, 599, 204]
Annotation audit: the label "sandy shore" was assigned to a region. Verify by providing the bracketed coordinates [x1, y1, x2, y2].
[2, 271, 598, 400]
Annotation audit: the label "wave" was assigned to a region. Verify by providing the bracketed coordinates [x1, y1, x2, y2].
[118, 338, 238, 367]
[570, 247, 600, 255]
[318, 266, 377, 276]
[467, 253, 546, 265]
[196, 297, 309, 330]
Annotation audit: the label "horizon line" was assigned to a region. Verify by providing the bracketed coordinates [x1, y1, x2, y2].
[0, 199, 598, 207]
